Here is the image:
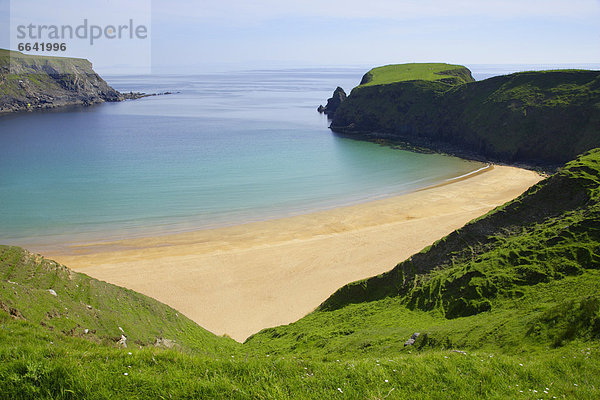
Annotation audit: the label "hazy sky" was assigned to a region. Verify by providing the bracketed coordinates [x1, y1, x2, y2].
[2, 0, 599, 72]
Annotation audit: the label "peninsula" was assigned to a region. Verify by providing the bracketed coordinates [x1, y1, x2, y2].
[330, 63, 600, 167]
[0, 49, 150, 113]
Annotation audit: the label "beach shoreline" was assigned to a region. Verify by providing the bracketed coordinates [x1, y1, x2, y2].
[44, 164, 543, 342]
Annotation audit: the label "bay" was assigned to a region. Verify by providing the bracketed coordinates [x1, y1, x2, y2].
[0, 68, 483, 247]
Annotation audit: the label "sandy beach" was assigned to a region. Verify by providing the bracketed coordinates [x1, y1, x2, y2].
[45, 165, 542, 342]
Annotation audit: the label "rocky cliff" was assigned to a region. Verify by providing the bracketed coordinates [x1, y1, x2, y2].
[0, 49, 125, 113]
[330, 64, 600, 168]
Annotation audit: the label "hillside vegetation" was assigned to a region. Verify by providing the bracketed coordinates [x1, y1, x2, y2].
[0, 246, 235, 354]
[331, 64, 600, 167]
[0, 49, 122, 113]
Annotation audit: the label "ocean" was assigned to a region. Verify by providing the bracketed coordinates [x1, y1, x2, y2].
[1, 68, 489, 247]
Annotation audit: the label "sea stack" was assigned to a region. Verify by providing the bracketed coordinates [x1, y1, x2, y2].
[317, 86, 346, 116]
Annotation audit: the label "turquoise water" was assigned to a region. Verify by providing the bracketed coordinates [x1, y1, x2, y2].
[0, 69, 483, 247]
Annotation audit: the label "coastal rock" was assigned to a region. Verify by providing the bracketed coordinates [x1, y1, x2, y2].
[317, 86, 346, 116]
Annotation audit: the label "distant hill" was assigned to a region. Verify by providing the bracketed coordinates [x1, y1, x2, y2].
[0, 49, 123, 113]
[331, 63, 600, 167]
[358, 63, 475, 87]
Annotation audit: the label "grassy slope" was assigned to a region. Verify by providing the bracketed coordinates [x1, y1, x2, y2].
[3, 320, 598, 399]
[332, 67, 600, 166]
[358, 63, 475, 87]
[0, 246, 236, 354]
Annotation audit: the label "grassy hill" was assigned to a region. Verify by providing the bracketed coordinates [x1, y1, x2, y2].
[358, 63, 475, 87]
[0, 49, 122, 113]
[331, 65, 600, 167]
[0, 246, 236, 354]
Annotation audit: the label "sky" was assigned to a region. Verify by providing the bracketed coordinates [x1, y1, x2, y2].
[1, 0, 599, 73]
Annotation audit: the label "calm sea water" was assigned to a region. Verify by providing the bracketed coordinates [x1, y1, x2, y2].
[0, 69, 484, 248]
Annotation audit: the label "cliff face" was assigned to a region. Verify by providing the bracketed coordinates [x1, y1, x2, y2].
[0, 49, 123, 113]
[331, 65, 600, 167]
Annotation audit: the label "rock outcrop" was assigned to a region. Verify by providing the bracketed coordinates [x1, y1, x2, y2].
[317, 86, 346, 116]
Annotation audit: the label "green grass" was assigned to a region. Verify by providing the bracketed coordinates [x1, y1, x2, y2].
[2, 316, 600, 399]
[358, 63, 475, 87]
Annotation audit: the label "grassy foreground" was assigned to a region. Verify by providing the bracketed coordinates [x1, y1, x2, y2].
[2, 319, 598, 399]
[2, 149, 600, 398]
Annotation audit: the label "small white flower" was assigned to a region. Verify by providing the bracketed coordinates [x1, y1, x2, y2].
[123, 372, 128, 376]
[128, 352, 132, 355]
[519, 363, 523, 366]
[384, 380, 389, 383]
[337, 388, 343, 393]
